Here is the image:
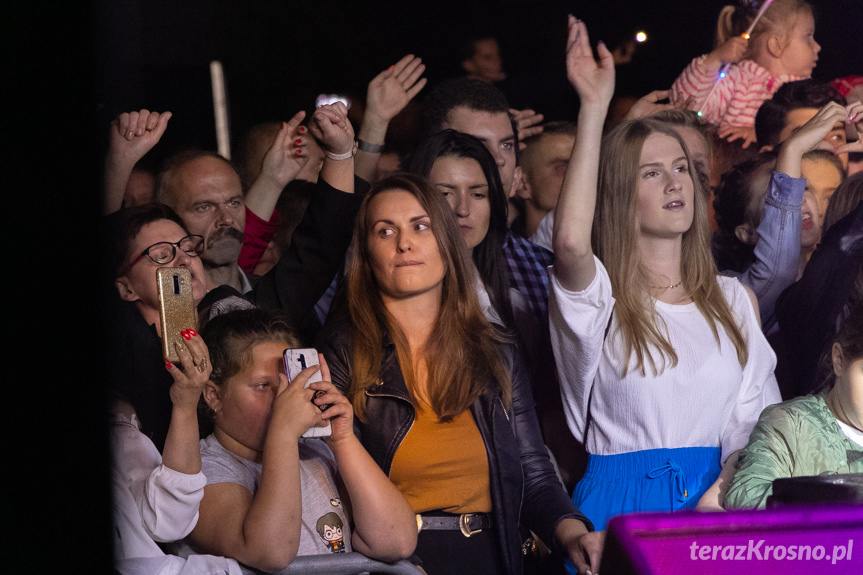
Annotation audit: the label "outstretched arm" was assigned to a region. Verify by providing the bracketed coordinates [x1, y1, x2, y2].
[311, 102, 358, 193]
[103, 109, 171, 214]
[354, 55, 427, 182]
[552, 16, 615, 292]
[244, 110, 309, 222]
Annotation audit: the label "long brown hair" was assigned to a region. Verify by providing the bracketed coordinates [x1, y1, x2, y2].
[346, 173, 511, 422]
[594, 118, 749, 376]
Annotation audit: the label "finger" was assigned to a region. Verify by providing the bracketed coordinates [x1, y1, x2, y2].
[135, 109, 150, 136]
[566, 15, 583, 53]
[390, 53, 415, 76]
[318, 353, 331, 383]
[126, 111, 140, 139]
[402, 63, 426, 89]
[145, 111, 160, 132]
[406, 77, 428, 101]
[596, 39, 615, 70]
[285, 109, 307, 133]
[116, 113, 131, 139]
[153, 111, 172, 138]
[520, 125, 544, 141]
[173, 335, 197, 372]
[398, 58, 424, 84]
[646, 89, 670, 102]
[289, 364, 322, 388]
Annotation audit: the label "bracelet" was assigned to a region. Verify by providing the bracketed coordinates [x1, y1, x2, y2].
[357, 139, 386, 153]
[324, 141, 358, 161]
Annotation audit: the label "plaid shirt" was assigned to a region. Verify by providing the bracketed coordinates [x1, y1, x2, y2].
[503, 231, 554, 321]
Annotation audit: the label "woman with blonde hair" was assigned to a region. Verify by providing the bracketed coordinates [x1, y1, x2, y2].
[319, 172, 601, 574]
[550, 16, 781, 544]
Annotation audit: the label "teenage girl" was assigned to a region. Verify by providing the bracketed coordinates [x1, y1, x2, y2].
[551, 16, 781, 541]
[671, 0, 821, 148]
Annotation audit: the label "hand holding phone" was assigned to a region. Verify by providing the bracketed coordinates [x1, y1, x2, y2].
[284, 348, 332, 438]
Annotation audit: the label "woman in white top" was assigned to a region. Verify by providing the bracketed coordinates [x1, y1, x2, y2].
[549, 16, 781, 547]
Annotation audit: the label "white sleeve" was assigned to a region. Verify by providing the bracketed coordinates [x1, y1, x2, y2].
[530, 211, 554, 252]
[548, 255, 615, 442]
[139, 464, 207, 543]
[719, 279, 782, 462]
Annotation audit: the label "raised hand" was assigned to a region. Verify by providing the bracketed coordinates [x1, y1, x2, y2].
[713, 36, 748, 66]
[510, 108, 545, 150]
[718, 124, 758, 149]
[777, 101, 853, 177]
[103, 109, 171, 214]
[623, 89, 675, 121]
[836, 100, 863, 155]
[310, 102, 355, 158]
[565, 16, 615, 108]
[256, 111, 309, 190]
[110, 109, 172, 164]
[166, 328, 210, 411]
[365, 54, 427, 124]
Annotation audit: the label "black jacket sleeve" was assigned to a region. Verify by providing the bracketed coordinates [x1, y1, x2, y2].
[248, 175, 368, 342]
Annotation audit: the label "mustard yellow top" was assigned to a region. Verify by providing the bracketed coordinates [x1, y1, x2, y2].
[389, 399, 491, 513]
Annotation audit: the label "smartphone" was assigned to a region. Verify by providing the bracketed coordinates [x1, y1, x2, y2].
[283, 348, 332, 438]
[157, 267, 197, 363]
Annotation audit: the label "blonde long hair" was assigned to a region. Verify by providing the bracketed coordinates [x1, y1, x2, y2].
[346, 173, 512, 422]
[594, 118, 748, 376]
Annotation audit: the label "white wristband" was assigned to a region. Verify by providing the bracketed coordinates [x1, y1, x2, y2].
[325, 141, 358, 161]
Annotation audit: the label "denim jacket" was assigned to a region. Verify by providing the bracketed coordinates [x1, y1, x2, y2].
[725, 171, 806, 335]
[318, 318, 592, 575]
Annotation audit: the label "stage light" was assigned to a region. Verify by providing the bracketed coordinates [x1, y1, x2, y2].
[635, 31, 648, 43]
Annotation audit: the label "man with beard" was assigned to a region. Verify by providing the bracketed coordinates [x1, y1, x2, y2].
[157, 151, 252, 293]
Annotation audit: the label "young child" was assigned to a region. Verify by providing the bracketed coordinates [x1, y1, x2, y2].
[671, 0, 820, 148]
[725, 298, 863, 509]
[178, 309, 416, 572]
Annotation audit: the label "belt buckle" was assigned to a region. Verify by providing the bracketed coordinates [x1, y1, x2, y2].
[459, 513, 481, 538]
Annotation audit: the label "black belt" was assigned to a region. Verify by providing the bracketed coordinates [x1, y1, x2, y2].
[416, 512, 493, 538]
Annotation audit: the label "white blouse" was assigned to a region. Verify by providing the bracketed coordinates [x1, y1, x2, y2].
[549, 256, 781, 462]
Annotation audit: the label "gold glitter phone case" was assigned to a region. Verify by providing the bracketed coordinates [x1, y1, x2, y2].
[157, 267, 196, 363]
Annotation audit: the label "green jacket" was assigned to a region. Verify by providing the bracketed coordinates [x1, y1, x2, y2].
[725, 391, 863, 510]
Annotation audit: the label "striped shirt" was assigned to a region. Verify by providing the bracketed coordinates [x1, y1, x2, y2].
[671, 57, 802, 127]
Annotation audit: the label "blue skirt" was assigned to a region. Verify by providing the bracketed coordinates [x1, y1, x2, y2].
[565, 447, 721, 573]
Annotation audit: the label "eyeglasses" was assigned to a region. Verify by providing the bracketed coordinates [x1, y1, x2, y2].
[121, 234, 205, 275]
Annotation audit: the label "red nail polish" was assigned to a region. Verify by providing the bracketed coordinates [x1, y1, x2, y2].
[295, 149, 303, 155]
[182, 330, 191, 340]
[188, 329, 197, 337]
[165, 362, 173, 369]
[298, 126, 305, 132]
[295, 139, 303, 144]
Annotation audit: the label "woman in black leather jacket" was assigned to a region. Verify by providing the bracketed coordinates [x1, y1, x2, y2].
[317, 173, 600, 574]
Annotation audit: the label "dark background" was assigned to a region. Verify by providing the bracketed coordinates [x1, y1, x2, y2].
[91, 0, 863, 161]
[4, 0, 860, 571]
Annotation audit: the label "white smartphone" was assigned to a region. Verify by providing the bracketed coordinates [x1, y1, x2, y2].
[283, 348, 331, 438]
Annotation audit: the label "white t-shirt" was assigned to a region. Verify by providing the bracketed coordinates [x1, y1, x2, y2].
[549, 256, 781, 462]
